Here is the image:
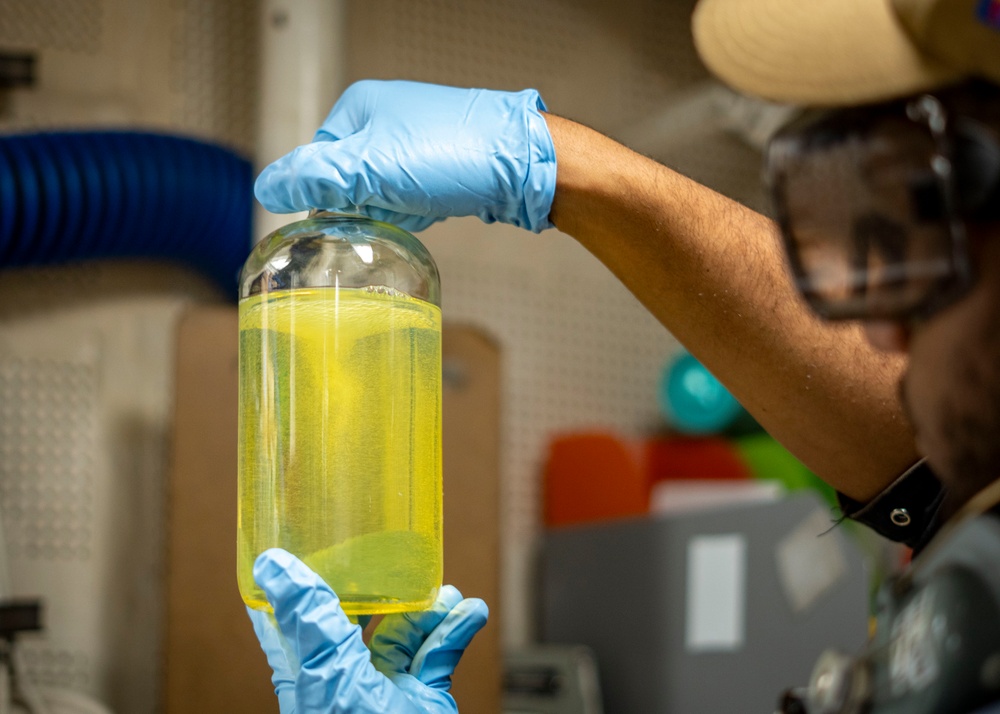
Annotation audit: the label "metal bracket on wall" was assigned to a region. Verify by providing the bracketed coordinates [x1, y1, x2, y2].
[0, 52, 35, 118]
[0, 52, 35, 89]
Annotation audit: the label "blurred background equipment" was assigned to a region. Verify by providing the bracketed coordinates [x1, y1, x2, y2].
[0, 510, 112, 714]
[503, 645, 602, 714]
[541, 493, 870, 713]
[0, 52, 35, 91]
[0, 264, 226, 714]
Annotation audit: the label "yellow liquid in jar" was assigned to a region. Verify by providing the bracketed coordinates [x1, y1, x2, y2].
[238, 286, 442, 615]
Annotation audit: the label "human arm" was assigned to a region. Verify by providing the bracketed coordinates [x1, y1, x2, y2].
[247, 548, 488, 714]
[253, 80, 921, 503]
[543, 113, 920, 502]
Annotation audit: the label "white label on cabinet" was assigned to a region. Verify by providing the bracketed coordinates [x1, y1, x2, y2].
[685, 533, 747, 652]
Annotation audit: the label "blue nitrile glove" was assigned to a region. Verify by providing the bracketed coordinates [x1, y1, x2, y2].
[246, 548, 489, 714]
[254, 79, 557, 233]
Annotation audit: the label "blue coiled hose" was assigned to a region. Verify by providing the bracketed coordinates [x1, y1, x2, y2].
[0, 130, 253, 292]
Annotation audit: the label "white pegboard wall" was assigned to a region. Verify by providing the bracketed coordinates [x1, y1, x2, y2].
[0, 351, 99, 695]
[0, 0, 259, 156]
[0, 0, 103, 54]
[347, 0, 709, 137]
[0, 263, 224, 713]
[168, 0, 261, 155]
[0, 355, 98, 563]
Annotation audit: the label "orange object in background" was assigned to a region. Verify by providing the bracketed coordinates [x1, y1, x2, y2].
[543, 433, 650, 527]
[543, 433, 760, 528]
[644, 436, 752, 483]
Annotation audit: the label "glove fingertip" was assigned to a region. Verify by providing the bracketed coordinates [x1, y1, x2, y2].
[437, 598, 489, 655]
[455, 598, 489, 633]
[430, 598, 489, 651]
[253, 168, 299, 214]
[253, 548, 333, 610]
[253, 547, 297, 583]
[407, 597, 489, 687]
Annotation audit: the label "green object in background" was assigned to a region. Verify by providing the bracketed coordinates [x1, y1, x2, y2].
[734, 433, 838, 508]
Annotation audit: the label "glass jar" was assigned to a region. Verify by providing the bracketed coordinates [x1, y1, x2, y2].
[237, 212, 442, 615]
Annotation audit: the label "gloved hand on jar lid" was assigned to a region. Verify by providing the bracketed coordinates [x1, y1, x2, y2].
[253, 79, 557, 233]
[247, 548, 489, 714]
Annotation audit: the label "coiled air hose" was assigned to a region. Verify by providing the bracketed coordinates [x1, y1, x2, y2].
[0, 131, 253, 292]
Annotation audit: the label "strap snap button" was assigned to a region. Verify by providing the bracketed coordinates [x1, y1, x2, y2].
[890, 508, 911, 527]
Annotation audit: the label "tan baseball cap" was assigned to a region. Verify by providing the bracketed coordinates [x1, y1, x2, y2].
[692, 0, 1000, 106]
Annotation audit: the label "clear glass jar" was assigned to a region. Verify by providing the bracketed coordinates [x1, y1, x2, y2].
[237, 212, 442, 615]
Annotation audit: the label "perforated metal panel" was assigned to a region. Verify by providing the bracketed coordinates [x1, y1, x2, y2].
[0, 351, 100, 695]
[0, 263, 223, 713]
[0, 0, 103, 54]
[347, 0, 710, 136]
[0, 0, 258, 155]
[169, 0, 261, 153]
[0, 355, 98, 563]
[19, 648, 94, 693]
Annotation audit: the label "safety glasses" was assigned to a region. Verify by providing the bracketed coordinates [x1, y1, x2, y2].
[765, 83, 1000, 321]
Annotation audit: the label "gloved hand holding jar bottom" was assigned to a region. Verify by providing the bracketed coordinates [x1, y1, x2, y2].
[247, 0, 1000, 711]
[248, 549, 487, 714]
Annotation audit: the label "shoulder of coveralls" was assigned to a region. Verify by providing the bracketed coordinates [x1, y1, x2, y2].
[836, 459, 945, 554]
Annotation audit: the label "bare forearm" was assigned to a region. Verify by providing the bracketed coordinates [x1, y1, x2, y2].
[545, 113, 919, 502]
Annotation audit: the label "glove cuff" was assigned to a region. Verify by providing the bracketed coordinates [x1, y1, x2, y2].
[521, 90, 558, 233]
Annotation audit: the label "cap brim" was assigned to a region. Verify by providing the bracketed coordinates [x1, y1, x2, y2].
[692, 0, 962, 106]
